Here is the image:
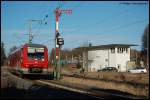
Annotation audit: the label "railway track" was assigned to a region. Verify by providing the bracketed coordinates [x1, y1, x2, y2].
[2, 70, 102, 99]
[34, 80, 105, 99]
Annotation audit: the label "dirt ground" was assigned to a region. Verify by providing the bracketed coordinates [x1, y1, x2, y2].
[61, 67, 149, 85]
[60, 67, 149, 97]
[60, 75, 149, 97]
[84, 72, 149, 85]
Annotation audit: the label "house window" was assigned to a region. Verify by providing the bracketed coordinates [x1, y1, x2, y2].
[105, 59, 108, 62]
[121, 48, 124, 53]
[125, 48, 128, 53]
[123, 48, 126, 52]
[111, 48, 115, 53]
[119, 48, 121, 53]
[120, 48, 128, 53]
[117, 48, 119, 53]
[118, 48, 125, 53]
[118, 48, 121, 53]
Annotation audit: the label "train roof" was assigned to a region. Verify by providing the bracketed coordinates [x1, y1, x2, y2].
[9, 43, 47, 55]
[25, 43, 47, 48]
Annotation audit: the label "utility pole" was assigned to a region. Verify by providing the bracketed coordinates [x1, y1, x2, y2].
[28, 20, 42, 43]
[28, 20, 32, 43]
[54, 7, 72, 80]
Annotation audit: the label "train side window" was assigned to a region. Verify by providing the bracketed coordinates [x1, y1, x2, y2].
[111, 48, 115, 53]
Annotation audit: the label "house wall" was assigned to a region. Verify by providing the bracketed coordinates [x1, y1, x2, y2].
[86, 47, 130, 72]
[115, 48, 130, 72]
[88, 49, 109, 71]
[109, 48, 116, 68]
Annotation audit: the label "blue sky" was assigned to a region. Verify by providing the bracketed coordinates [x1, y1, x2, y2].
[1, 1, 149, 56]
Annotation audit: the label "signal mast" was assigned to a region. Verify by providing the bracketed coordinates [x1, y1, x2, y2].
[54, 7, 72, 80]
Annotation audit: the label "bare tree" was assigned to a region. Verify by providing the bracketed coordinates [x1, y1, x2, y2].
[141, 24, 149, 69]
[8, 46, 17, 56]
[142, 24, 149, 51]
[130, 49, 141, 66]
[1, 42, 6, 66]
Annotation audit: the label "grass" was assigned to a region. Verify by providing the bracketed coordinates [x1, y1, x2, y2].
[61, 75, 149, 97]
[85, 72, 149, 85]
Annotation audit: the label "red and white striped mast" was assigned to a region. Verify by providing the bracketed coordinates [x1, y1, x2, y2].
[54, 7, 60, 80]
[55, 8, 61, 59]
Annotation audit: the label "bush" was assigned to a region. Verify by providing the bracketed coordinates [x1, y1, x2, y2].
[76, 63, 81, 69]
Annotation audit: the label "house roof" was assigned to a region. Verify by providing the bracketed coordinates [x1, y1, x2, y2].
[75, 44, 138, 51]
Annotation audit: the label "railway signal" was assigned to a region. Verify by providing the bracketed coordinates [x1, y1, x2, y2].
[53, 7, 72, 80]
[56, 32, 64, 46]
[57, 37, 64, 46]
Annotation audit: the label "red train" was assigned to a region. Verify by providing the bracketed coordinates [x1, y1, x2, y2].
[8, 43, 49, 75]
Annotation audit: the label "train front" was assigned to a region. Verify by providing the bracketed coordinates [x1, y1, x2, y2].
[22, 44, 49, 74]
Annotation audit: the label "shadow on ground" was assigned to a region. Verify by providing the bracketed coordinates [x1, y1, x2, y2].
[23, 74, 54, 80]
[89, 87, 149, 99]
[1, 85, 100, 99]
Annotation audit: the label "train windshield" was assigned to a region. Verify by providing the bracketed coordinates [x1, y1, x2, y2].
[27, 47, 44, 60]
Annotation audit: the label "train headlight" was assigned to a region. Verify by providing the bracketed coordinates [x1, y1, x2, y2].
[42, 59, 44, 61]
[25, 64, 29, 67]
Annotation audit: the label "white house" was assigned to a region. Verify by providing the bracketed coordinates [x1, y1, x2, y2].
[78, 44, 137, 72]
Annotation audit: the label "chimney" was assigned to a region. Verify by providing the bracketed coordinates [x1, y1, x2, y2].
[89, 43, 92, 47]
